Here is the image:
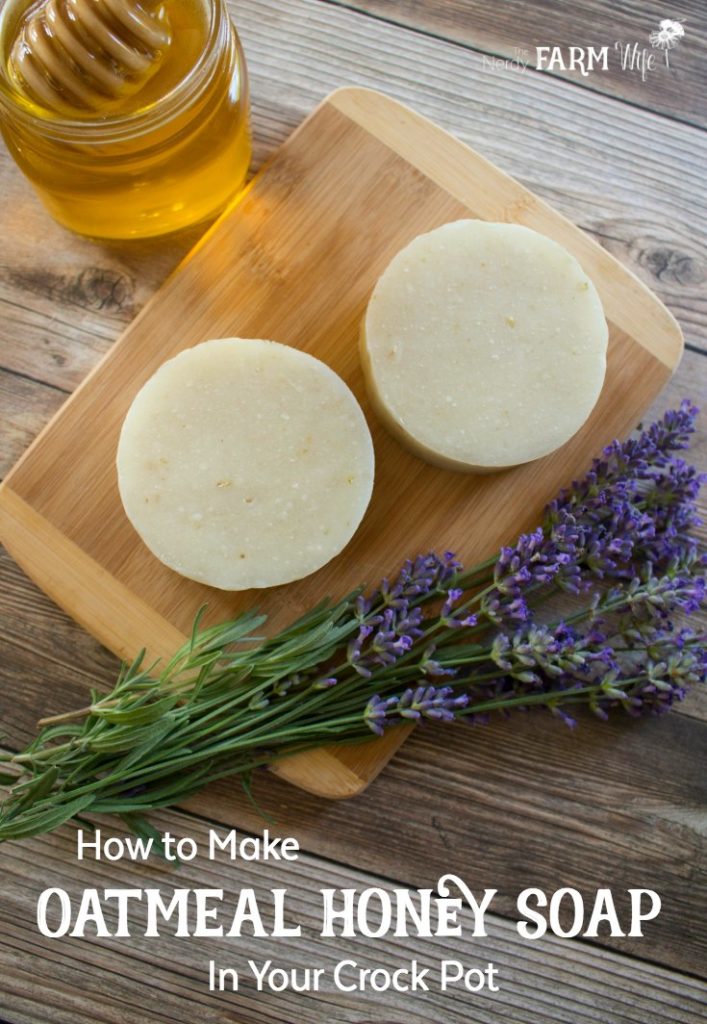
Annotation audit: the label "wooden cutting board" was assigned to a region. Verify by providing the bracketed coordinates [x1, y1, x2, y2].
[0, 87, 682, 800]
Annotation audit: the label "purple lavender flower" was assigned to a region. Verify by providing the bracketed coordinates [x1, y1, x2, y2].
[348, 624, 375, 678]
[485, 622, 615, 698]
[440, 588, 478, 629]
[550, 706, 578, 729]
[495, 529, 559, 589]
[482, 592, 530, 624]
[348, 602, 421, 677]
[364, 694, 399, 736]
[546, 400, 704, 578]
[386, 551, 462, 600]
[265, 407, 705, 736]
[394, 605, 425, 637]
[421, 644, 458, 678]
[364, 686, 469, 734]
[354, 593, 372, 621]
[313, 676, 338, 690]
[482, 518, 584, 624]
[612, 567, 707, 622]
[585, 637, 706, 721]
[641, 399, 700, 462]
[3, 406, 705, 848]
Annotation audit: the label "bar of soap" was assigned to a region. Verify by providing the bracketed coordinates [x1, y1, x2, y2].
[117, 339, 374, 590]
[361, 220, 608, 471]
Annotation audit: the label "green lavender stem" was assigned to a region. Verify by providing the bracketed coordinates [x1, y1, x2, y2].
[1, 400, 705, 842]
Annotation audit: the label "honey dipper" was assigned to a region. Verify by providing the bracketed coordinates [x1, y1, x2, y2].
[9, 0, 172, 112]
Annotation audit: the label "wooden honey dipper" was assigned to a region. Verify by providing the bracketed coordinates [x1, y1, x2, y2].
[9, 0, 172, 112]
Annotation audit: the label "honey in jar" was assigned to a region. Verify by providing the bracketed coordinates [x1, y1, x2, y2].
[0, 0, 251, 238]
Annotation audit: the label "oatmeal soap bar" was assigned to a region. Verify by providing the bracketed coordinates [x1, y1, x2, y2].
[117, 339, 375, 590]
[361, 220, 609, 471]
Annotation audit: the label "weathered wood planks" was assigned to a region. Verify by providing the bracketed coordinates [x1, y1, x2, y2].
[1, 810, 706, 1024]
[0, 0, 705, 1017]
[327, 0, 707, 128]
[0, 84, 685, 799]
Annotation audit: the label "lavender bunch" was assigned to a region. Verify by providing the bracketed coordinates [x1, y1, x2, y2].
[1, 402, 705, 842]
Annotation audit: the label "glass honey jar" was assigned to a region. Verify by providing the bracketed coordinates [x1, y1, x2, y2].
[0, 0, 251, 238]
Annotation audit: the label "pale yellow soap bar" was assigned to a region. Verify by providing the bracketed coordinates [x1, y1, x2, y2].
[361, 220, 609, 471]
[117, 338, 375, 590]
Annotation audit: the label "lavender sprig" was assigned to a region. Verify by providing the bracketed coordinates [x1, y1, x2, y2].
[0, 403, 704, 842]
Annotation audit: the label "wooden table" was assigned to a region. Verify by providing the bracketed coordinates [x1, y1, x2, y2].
[1, 2, 705, 1021]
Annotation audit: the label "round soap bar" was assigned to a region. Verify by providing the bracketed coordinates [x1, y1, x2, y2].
[361, 220, 609, 471]
[117, 339, 374, 590]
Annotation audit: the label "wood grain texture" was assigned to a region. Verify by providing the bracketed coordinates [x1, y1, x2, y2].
[1, 578, 706, 979]
[0, 0, 705, 1007]
[0, 87, 683, 800]
[0, 359, 705, 977]
[1, 0, 705, 388]
[326, 0, 707, 128]
[183, 704, 707, 976]
[240, 0, 707, 354]
[1, 809, 706, 1024]
[0, 370, 66, 479]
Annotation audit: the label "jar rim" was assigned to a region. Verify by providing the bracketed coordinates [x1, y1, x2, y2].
[0, 0, 226, 139]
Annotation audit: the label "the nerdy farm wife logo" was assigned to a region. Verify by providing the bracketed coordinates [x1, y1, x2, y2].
[484, 17, 687, 81]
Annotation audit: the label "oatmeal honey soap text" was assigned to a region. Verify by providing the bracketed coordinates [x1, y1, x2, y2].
[0, 0, 250, 238]
[117, 339, 375, 590]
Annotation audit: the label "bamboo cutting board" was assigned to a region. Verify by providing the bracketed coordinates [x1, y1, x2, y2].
[0, 88, 683, 799]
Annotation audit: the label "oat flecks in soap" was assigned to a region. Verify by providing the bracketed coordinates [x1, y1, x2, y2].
[117, 338, 375, 590]
[360, 220, 609, 471]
